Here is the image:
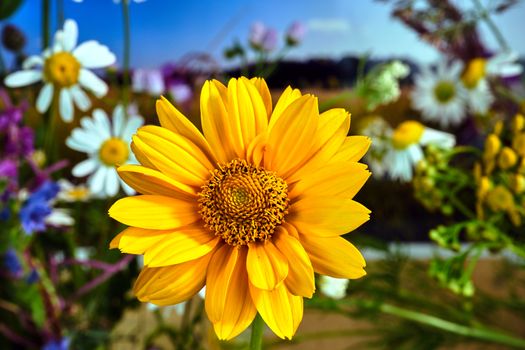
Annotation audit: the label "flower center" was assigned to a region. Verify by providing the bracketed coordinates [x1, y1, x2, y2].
[198, 159, 289, 246]
[43, 52, 81, 87]
[67, 187, 90, 200]
[392, 121, 425, 149]
[461, 58, 486, 89]
[99, 138, 129, 166]
[433, 80, 456, 103]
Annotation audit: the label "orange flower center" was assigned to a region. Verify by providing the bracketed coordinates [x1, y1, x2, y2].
[198, 159, 289, 246]
[43, 52, 81, 87]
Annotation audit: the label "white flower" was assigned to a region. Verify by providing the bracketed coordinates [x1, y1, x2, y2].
[412, 61, 467, 128]
[486, 51, 523, 78]
[464, 78, 494, 115]
[66, 105, 144, 197]
[132, 69, 165, 96]
[57, 179, 91, 202]
[319, 276, 349, 300]
[384, 120, 455, 182]
[4, 19, 115, 122]
[359, 115, 393, 178]
[45, 208, 75, 227]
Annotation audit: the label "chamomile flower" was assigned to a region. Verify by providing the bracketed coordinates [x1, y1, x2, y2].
[66, 105, 143, 197]
[318, 276, 349, 300]
[57, 179, 91, 202]
[358, 115, 393, 178]
[4, 19, 115, 122]
[412, 61, 467, 128]
[384, 120, 455, 182]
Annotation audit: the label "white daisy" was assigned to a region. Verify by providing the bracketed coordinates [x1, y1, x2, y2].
[319, 276, 349, 300]
[358, 115, 393, 179]
[412, 61, 467, 128]
[132, 68, 165, 96]
[486, 51, 523, 78]
[46, 208, 75, 227]
[384, 120, 455, 182]
[57, 179, 91, 202]
[4, 19, 116, 122]
[66, 105, 144, 197]
[464, 78, 494, 115]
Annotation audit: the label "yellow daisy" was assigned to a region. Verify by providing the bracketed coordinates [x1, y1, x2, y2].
[108, 77, 371, 340]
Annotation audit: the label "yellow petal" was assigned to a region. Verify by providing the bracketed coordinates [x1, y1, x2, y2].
[134, 125, 213, 186]
[249, 283, 303, 339]
[286, 109, 350, 183]
[134, 253, 212, 306]
[269, 86, 302, 130]
[117, 164, 196, 199]
[273, 227, 315, 298]
[156, 96, 217, 163]
[299, 234, 366, 279]
[109, 195, 199, 230]
[332, 136, 372, 163]
[265, 95, 319, 177]
[246, 241, 288, 290]
[210, 248, 257, 340]
[116, 227, 173, 254]
[144, 227, 219, 267]
[289, 196, 370, 237]
[250, 77, 272, 117]
[289, 162, 370, 200]
[246, 132, 267, 167]
[109, 231, 123, 249]
[131, 141, 158, 170]
[205, 244, 240, 323]
[200, 80, 236, 163]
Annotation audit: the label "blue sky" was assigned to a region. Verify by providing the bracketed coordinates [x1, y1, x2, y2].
[4, 0, 525, 69]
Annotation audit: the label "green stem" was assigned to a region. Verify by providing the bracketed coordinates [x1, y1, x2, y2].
[318, 90, 354, 111]
[121, 1, 131, 114]
[448, 194, 476, 219]
[471, 0, 509, 51]
[379, 303, 525, 348]
[42, 0, 50, 49]
[249, 313, 264, 350]
[260, 46, 289, 78]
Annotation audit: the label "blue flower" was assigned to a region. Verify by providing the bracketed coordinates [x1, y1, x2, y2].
[42, 337, 70, 350]
[32, 181, 60, 202]
[3, 248, 23, 278]
[26, 269, 40, 284]
[19, 199, 51, 234]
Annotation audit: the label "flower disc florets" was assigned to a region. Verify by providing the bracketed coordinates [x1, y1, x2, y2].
[198, 159, 289, 246]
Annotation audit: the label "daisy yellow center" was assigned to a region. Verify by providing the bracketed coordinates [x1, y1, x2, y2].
[392, 121, 425, 149]
[99, 138, 129, 166]
[67, 187, 90, 200]
[198, 159, 289, 246]
[461, 58, 487, 89]
[433, 80, 456, 104]
[44, 52, 81, 87]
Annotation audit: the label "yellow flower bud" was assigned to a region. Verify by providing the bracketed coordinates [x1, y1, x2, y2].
[494, 120, 504, 136]
[478, 176, 491, 198]
[461, 58, 486, 89]
[484, 133, 501, 160]
[473, 162, 482, 181]
[392, 120, 425, 149]
[511, 174, 525, 194]
[498, 147, 518, 170]
[512, 132, 525, 157]
[486, 185, 514, 212]
[511, 113, 525, 133]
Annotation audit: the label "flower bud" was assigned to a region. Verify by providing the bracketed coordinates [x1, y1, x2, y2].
[498, 146, 518, 170]
[1, 24, 26, 52]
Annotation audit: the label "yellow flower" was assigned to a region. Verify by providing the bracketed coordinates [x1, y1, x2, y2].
[498, 146, 518, 170]
[511, 174, 525, 194]
[483, 133, 501, 160]
[512, 132, 525, 157]
[391, 121, 424, 149]
[486, 185, 514, 212]
[511, 113, 525, 134]
[108, 77, 371, 340]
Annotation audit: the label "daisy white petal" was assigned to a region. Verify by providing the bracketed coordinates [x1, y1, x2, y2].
[46, 209, 75, 227]
[73, 41, 116, 68]
[59, 88, 74, 122]
[36, 83, 54, 113]
[72, 157, 99, 177]
[70, 85, 91, 111]
[22, 55, 44, 69]
[92, 109, 112, 139]
[121, 115, 144, 140]
[88, 166, 109, 196]
[112, 105, 125, 137]
[105, 169, 120, 197]
[120, 178, 136, 195]
[62, 19, 79, 52]
[78, 69, 108, 97]
[420, 128, 455, 148]
[4, 70, 42, 87]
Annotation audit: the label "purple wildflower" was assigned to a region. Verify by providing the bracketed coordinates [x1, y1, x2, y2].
[42, 337, 70, 350]
[285, 21, 306, 46]
[3, 248, 23, 278]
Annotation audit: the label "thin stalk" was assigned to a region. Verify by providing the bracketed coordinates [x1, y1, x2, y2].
[249, 313, 264, 350]
[0, 44, 6, 75]
[121, 1, 131, 113]
[471, 0, 509, 51]
[42, 0, 51, 49]
[379, 303, 525, 348]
